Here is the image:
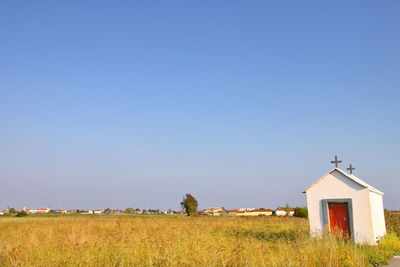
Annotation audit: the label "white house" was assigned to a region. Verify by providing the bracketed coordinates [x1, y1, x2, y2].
[275, 208, 295, 216]
[32, 207, 51, 214]
[81, 210, 94, 214]
[305, 168, 386, 244]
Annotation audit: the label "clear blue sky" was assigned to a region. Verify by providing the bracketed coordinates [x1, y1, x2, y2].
[1, 1, 399, 210]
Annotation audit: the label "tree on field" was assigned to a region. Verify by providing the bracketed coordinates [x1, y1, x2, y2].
[9, 207, 16, 214]
[180, 194, 198, 216]
[285, 203, 291, 217]
[125, 207, 134, 214]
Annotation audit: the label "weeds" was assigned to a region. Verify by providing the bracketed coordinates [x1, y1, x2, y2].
[0, 216, 398, 266]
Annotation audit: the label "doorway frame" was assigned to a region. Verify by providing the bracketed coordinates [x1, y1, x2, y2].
[321, 198, 354, 242]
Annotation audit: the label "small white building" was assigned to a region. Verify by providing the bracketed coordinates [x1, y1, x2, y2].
[275, 208, 295, 216]
[81, 210, 94, 214]
[32, 207, 51, 214]
[305, 168, 386, 244]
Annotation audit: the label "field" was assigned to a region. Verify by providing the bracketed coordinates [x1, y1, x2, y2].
[0, 215, 399, 267]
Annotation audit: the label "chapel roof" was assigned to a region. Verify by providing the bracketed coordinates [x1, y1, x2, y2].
[304, 168, 384, 195]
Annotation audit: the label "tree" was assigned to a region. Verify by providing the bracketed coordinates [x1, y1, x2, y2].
[285, 203, 291, 217]
[294, 207, 308, 218]
[125, 207, 134, 214]
[180, 193, 198, 216]
[8, 207, 16, 214]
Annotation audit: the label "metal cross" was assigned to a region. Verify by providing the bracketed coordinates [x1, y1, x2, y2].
[331, 155, 342, 168]
[347, 164, 355, 174]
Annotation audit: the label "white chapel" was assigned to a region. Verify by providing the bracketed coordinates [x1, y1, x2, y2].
[305, 162, 386, 244]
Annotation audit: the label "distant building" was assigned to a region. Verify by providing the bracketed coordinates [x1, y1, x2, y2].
[66, 210, 77, 214]
[203, 207, 224, 216]
[22, 206, 30, 213]
[56, 209, 67, 214]
[237, 209, 273, 216]
[33, 207, 51, 214]
[275, 207, 295, 216]
[0, 210, 4, 215]
[109, 210, 120, 215]
[227, 209, 240, 216]
[93, 210, 104, 214]
[239, 208, 255, 212]
[81, 210, 94, 214]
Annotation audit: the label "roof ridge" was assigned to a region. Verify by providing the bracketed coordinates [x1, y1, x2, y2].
[305, 168, 383, 195]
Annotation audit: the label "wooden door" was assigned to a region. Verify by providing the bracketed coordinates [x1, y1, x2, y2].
[328, 202, 350, 238]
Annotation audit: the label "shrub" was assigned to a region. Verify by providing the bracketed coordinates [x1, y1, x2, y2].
[125, 207, 134, 214]
[385, 212, 400, 237]
[15, 211, 28, 217]
[294, 207, 308, 218]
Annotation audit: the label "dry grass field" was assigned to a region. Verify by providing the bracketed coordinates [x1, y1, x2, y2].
[0, 215, 399, 266]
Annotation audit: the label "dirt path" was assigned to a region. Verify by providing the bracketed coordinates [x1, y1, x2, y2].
[383, 256, 400, 267]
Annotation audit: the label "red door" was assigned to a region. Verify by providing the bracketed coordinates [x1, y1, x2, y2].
[328, 202, 350, 238]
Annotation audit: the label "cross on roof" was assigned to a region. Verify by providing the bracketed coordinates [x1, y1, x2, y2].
[347, 164, 355, 174]
[330, 155, 342, 168]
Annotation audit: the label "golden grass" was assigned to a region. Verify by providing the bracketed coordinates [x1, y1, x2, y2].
[0, 215, 399, 266]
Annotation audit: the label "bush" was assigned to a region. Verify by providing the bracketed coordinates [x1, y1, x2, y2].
[293, 207, 308, 218]
[15, 211, 28, 217]
[125, 207, 134, 214]
[385, 212, 400, 237]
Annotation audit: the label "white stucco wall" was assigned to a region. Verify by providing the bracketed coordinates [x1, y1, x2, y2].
[306, 170, 376, 244]
[369, 191, 386, 242]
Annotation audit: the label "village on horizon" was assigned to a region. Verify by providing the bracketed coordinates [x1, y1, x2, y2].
[0, 206, 296, 217]
[2, 156, 397, 223]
